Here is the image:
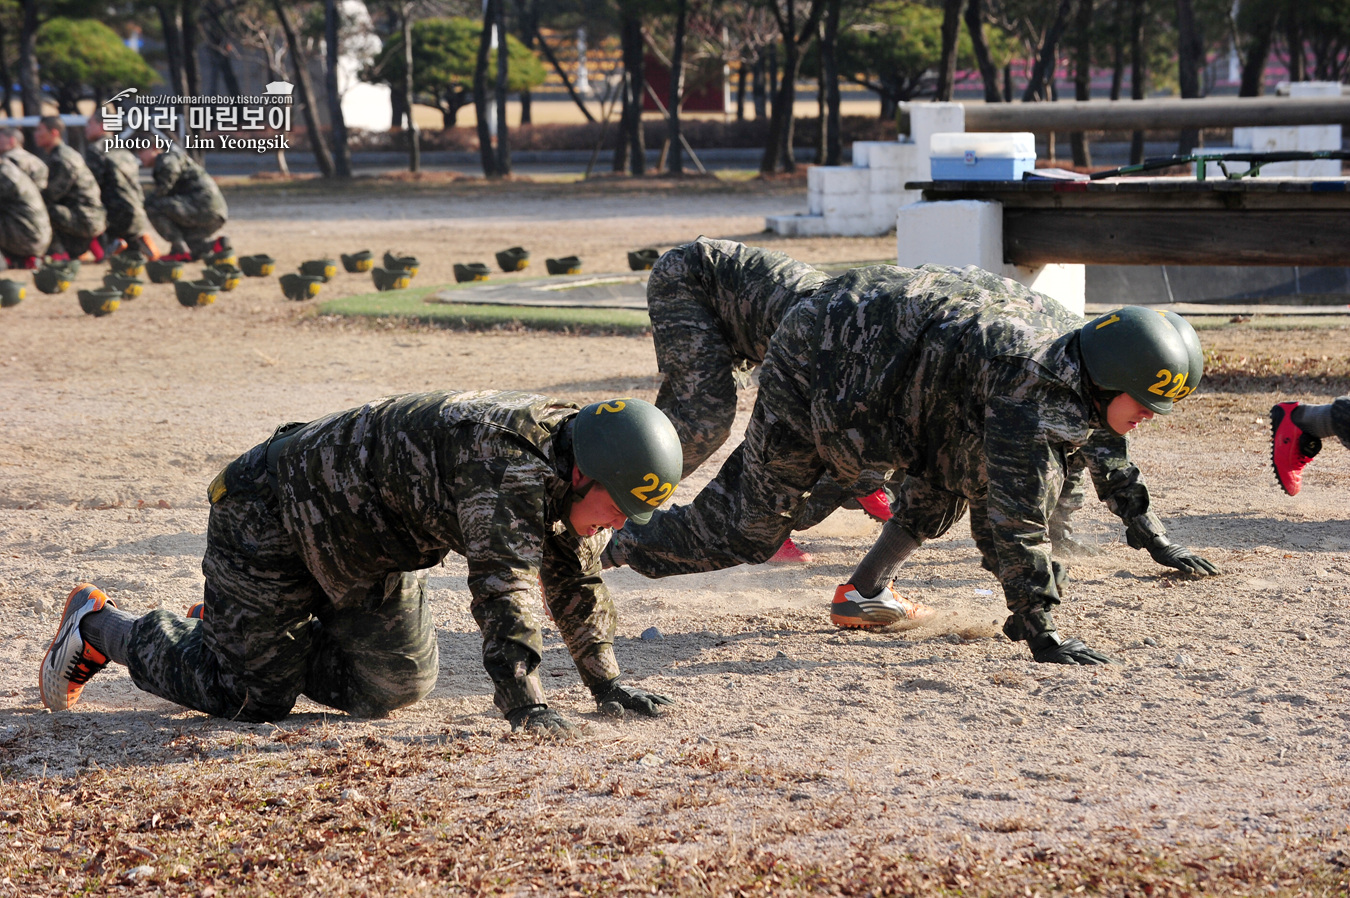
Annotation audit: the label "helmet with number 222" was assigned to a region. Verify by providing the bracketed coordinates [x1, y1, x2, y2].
[1079, 306, 1199, 415]
[572, 398, 682, 525]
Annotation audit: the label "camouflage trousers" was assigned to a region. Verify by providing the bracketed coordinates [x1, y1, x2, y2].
[648, 237, 883, 533]
[45, 200, 106, 255]
[1330, 397, 1350, 449]
[104, 190, 150, 243]
[146, 195, 226, 256]
[0, 205, 51, 258]
[125, 438, 439, 722]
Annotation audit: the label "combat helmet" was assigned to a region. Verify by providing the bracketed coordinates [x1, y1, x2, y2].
[1158, 309, 1203, 400]
[571, 398, 682, 525]
[1079, 306, 1191, 415]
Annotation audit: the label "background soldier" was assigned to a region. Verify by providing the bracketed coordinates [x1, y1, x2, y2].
[0, 156, 53, 270]
[41, 391, 683, 733]
[84, 118, 156, 258]
[647, 237, 895, 564]
[33, 116, 107, 262]
[0, 125, 49, 191]
[137, 143, 229, 262]
[605, 256, 1206, 666]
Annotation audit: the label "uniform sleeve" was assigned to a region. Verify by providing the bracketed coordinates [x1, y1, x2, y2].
[453, 452, 554, 714]
[43, 153, 74, 203]
[153, 154, 182, 194]
[1078, 429, 1167, 544]
[982, 394, 1069, 616]
[540, 529, 621, 691]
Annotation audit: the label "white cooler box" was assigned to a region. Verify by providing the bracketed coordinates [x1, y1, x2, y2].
[930, 132, 1036, 181]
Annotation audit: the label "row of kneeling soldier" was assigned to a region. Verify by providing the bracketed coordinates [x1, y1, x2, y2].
[0, 117, 228, 270]
[44, 241, 1267, 734]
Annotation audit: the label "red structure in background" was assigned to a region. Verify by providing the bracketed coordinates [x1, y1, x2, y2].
[642, 52, 727, 113]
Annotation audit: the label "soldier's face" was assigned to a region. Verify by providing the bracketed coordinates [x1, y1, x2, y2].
[34, 126, 56, 150]
[1105, 393, 1155, 435]
[568, 479, 628, 537]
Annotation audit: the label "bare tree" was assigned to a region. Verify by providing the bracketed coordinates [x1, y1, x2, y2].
[274, 0, 337, 178]
[325, 0, 353, 177]
[965, 0, 1004, 102]
[1175, 0, 1203, 153]
[935, 0, 964, 101]
[759, 0, 825, 174]
[1070, 0, 1092, 167]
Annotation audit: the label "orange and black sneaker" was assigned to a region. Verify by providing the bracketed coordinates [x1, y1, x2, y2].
[1271, 402, 1321, 496]
[768, 537, 813, 564]
[39, 584, 116, 711]
[830, 583, 934, 629]
[186, 602, 204, 620]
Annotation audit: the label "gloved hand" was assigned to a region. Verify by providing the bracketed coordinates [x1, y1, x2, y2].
[1145, 538, 1219, 576]
[1028, 631, 1113, 665]
[591, 679, 674, 718]
[506, 704, 575, 734]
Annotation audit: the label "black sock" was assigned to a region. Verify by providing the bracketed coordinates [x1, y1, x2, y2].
[848, 520, 921, 598]
[79, 606, 138, 666]
[1292, 403, 1336, 439]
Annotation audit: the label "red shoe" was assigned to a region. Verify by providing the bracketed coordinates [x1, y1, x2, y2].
[5, 255, 39, 269]
[86, 237, 106, 262]
[855, 488, 892, 522]
[768, 537, 813, 564]
[210, 236, 232, 254]
[1271, 402, 1321, 496]
[160, 251, 194, 263]
[830, 582, 933, 629]
[47, 252, 71, 263]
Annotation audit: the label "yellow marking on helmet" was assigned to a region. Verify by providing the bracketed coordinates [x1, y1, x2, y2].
[595, 400, 627, 414]
[1094, 314, 1121, 329]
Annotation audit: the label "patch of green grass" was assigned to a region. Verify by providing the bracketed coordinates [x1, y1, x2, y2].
[319, 283, 651, 334]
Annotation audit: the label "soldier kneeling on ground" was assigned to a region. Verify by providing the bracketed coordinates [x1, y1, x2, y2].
[137, 143, 230, 262]
[40, 391, 682, 734]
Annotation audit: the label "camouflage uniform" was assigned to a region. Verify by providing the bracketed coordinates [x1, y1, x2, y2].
[40, 142, 106, 255]
[145, 150, 228, 257]
[609, 261, 1142, 622]
[125, 391, 621, 723]
[649, 237, 890, 530]
[0, 157, 53, 260]
[2, 145, 48, 191]
[85, 139, 149, 243]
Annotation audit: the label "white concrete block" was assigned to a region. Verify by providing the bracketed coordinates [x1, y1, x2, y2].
[808, 188, 824, 215]
[824, 206, 881, 236]
[868, 192, 903, 232]
[1285, 80, 1342, 98]
[907, 103, 965, 159]
[814, 166, 870, 196]
[851, 142, 871, 168]
[764, 214, 833, 238]
[859, 141, 918, 170]
[1006, 263, 1085, 316]
[1297, 124, 1341, 152]
[896, 200, 1003, 271]
[868, 167, 903, 194]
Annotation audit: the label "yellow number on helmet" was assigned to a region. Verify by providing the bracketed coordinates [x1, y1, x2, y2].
[596, 400, 627, 414]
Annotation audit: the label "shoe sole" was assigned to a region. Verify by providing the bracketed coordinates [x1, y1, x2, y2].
[39, 584, 104, 711]
[1270, 403, 1321, 497]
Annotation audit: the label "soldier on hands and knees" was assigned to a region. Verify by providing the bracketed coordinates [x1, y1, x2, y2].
[41, 392, 682, 733]
[603, 248, 1212, 665]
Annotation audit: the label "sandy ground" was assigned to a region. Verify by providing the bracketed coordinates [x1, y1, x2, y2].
[2, 178, 1350, 888]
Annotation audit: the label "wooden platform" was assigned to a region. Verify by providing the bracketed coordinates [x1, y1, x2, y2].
[908, 177, 1350, 267]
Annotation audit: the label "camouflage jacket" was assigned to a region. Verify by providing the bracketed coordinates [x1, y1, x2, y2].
[40, 142, 102, 212]
[85, 139, 145, 203]
[271, 391, 619, 710]
[799, 264, 1121, 614]
[0, 157, 53, 249]
[152, 150, 228, 217]
[2, 146, 47, 191]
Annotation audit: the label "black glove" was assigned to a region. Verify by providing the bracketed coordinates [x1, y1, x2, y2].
[506, 704, 574, 734]
[1028, 631, 1113, 665]
[1145, 538, 1219, 576]
[591, 679, 675, 718]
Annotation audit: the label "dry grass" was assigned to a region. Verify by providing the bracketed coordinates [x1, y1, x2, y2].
[2, 735, 1347, 896]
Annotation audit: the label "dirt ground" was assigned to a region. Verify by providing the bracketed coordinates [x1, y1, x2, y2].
[2, 177, 1350, 894]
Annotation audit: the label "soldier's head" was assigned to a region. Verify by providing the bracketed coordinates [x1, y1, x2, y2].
[567, 398, 682, 537]
[1078, 306, 1197, 436]
[85, 117, 108, 141]
[136, 144, 164, 167]
[34, 116, 65, 150]
[0, 126, 21, 153]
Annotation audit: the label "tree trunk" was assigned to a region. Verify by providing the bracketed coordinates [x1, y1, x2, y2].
[273, 0, 335, 178]
[620, 11, 645, 175]
[474, 0, 499, 177]
[257, 39, 289, 175]
[324, 0, 352, 177]
[1285, 4, 1306, 82]
[767, 43, 778, 113]
[1070, 0, 1093, 167]
[533, 25, 596, 123]
[736, 64, 747, 122]
[494, 0, 510, 176]
[668, 0, 687, 174]
[515, 0, 537, 125]
[1129, 0, 1146, 164]
[935, 0, 964, 101]
[391, 82, 407, 129]
[613, 72, 630, 172]
[1175, 0, 1203, 154]
[761, 0, 824, 174]
[181, 1, 202, 96]
[0, 17, 15, 116]
[402, 4, 419, 172]
[1022, 0, 1075, 101]
[157, 4, 188, 99]
[200, 3, 242, 98]
[1238, 4, 1277, 97]
[752, 55, 767, 119]
[966, 0, 1003, 102]
[823, 0, 842, 165]
[1110, 0, 1125, 99]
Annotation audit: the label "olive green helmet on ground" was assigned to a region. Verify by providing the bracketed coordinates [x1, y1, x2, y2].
[1079, 306, 1192, 415]
[571, 398, 682, 525]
